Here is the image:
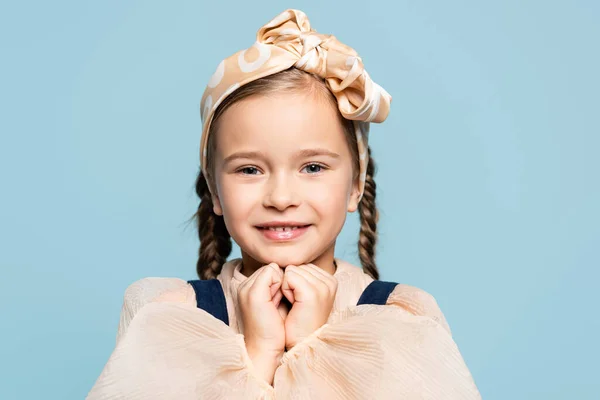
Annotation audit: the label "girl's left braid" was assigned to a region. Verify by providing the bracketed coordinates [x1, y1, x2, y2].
[195, 171, 232, 280]
[358, 146, 380, 280]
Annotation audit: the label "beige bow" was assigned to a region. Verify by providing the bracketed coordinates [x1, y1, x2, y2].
[200, 9, 392, 200]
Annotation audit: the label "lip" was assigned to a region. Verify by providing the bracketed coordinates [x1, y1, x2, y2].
[255, 223, 312, 242]
[255, 221, 310, 228]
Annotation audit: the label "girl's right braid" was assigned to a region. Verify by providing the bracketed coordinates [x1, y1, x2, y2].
[195, 172, 232, 280]
[358, 146, 380, 280]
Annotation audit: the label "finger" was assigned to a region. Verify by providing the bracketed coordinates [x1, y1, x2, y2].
[255, 263, 282, 289]
[237, 262, 268, 291]
[298, 264, 331, 285]
[281, 277, 294, 304]
[272, 288, 283, 307]
[267, 263, 284, 297]
[281, 267, 298, 304]
[283, 266, 314, 302]
[270, 280, 282, 298]
[302, 264, 338, 292]
[289, 266, 330, 298]
[269, 262, 285, 277]
[247, 263, 281, 302]
[277, 300, 289, 321]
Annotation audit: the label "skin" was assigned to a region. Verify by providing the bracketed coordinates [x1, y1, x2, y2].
[210, 90, 360, 384]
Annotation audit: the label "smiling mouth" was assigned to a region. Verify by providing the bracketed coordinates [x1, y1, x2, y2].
[255, 224, 312, 241]
[257, 226, 309, 232]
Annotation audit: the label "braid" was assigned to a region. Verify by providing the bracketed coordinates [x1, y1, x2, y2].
[195, 171, 232, 280]
[358, 146, 380, 280]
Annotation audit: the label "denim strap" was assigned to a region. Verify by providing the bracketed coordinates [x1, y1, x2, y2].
[187, 279, 229, 326]
[356, 280, 398, 306]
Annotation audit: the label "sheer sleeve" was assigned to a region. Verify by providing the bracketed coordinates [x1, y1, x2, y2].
[272, 284, 481, 399]
[386, 283, 452, 335]
[116, 277, 194, 344]
[88, 279, 275, 399]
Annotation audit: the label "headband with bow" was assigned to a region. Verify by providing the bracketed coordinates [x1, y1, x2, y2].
[200, 9, 392, 201]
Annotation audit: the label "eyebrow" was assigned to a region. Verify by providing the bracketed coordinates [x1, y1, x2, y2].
[222, 148, 341, 164]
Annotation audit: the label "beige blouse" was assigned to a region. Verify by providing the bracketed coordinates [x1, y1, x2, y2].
[87, 258, 481, 399]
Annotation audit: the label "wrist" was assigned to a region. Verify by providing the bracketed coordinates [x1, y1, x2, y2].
[245, 337, 284, 356]
[285, 321, 327, 350]
[245, 342, 283, 385]
[285, 323, 330, 352]
[246, 342, 284, 362]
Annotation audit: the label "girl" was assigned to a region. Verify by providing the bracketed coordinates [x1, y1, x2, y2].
[88, 9, 481, 399]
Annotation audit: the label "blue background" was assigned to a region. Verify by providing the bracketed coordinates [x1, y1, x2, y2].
[1, 1, 598, 398]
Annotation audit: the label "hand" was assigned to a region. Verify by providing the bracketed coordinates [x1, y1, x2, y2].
[238, 263, 286, 384]
[281, 264, 338, 350]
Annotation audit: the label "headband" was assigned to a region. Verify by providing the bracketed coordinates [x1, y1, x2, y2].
[200, 9, 392, 201]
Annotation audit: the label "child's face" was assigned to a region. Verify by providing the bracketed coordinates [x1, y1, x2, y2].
[210, 91, 360, 269]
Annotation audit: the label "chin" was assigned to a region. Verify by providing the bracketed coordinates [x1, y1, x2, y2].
[255, 250, 312, 268]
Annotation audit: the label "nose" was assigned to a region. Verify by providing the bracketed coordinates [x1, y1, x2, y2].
[262, 171, 300, 211]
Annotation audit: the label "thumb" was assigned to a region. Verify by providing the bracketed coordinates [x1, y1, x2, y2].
[282, 269, 296, 304]
[268, 263, 284, 297]
[252, 263, 282, 302]
[282, 266, 308, 303]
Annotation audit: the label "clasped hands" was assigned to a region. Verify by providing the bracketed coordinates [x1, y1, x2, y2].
[238, 262, 338, 378]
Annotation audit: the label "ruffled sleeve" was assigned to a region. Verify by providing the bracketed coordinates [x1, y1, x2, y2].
[272, 284, 481, 399]
[386, 283, 452, 335]
[87, 278, 275, 400]
[116, 277, 195, 343]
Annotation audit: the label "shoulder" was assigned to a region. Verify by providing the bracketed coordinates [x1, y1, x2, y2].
[333, 260, 451, 334]
[116, 277, 196, 343]
[332, 259, 375, 307]
[334, 258, 374, 287]
[122, 277, 195, 307]
[386, 283, 451, 335]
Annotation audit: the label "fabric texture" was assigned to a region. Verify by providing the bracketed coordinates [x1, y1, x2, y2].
[87, 259, 481, 399]
[199, 8, 392, 201]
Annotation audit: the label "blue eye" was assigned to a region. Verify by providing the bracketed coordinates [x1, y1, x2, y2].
[239, 167, 260, 175]
[303, 163, 324, 174]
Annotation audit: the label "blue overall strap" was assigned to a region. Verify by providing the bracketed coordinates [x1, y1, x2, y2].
[356, 280, 398, 306]
[186, 279, 229, 326]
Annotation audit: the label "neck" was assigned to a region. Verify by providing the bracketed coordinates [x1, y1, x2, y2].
[239, 247, 337, 277]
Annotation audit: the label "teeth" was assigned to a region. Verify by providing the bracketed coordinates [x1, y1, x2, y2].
[267, 226, 299, 231]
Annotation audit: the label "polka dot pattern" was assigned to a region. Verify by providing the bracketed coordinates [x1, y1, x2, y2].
[199, 9, 392, 201]
[207, 61, 225, 89]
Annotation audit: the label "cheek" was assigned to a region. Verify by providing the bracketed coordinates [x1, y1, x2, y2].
[217, 178, 261, 224]
[310, 179, 352, 218]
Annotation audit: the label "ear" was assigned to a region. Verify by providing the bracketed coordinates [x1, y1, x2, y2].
[209, 182, 223, 216]
[212, 193, 223, 216]
[347, 180, 361, 213]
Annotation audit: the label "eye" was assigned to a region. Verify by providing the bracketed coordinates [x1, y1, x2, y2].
[302, 163, 325, 174]
[238, 166, 261, 175]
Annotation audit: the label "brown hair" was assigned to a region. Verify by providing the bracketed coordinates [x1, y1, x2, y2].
[192, 68, 380, 280]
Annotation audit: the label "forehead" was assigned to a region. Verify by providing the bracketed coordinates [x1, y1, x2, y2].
[214, 92, 349, 156]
